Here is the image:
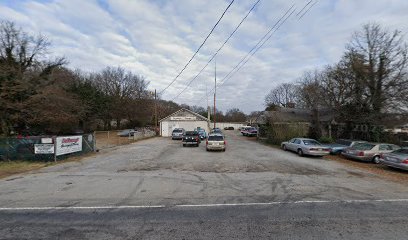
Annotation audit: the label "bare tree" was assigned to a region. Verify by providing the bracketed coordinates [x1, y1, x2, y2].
[346, 23, 408, 113]
[91, 67, 150, 128]
[0, 21, 66, 135]
[225, 108, 246, 122]
[265, 83, 299, 108]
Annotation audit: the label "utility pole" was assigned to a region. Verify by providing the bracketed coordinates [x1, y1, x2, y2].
[154, 89, 158, 135]
[213, 58, 216, 129]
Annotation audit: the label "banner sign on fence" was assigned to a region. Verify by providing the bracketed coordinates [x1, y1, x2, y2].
[34, 144, 55, 154]
[56, 136, 82, 156]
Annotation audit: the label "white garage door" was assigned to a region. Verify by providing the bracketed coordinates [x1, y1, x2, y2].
[161, 121, 209, 137]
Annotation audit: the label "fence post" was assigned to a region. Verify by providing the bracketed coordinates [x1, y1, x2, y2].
[93, 131, 96, 152]
[53, 136, 57, 162]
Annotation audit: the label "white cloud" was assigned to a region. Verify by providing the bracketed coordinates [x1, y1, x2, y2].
[1, 0, 407, 113]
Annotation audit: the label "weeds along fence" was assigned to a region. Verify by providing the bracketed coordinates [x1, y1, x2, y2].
[0, 134, 95, 162]
[95, 129, 156, 150]
[259, 123, 310, 145]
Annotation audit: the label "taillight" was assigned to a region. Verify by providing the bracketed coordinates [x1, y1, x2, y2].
[224, 140, 226, 145]
[358, 151, 364, 156]
[402, 159, 408, 164]
[206, 140, 208, 145]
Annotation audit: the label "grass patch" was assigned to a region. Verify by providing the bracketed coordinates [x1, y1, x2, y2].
[0, 152, 96, 179]
[0, 161, 51, 179]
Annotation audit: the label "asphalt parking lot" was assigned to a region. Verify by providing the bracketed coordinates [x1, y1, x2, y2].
[1, 130, 407, 239]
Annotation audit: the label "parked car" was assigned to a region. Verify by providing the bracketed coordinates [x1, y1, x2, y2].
[172, 128, 185, 140]
[224, 126, 234, 130]
[341, 142, 400, 163]
[240, 126, 251, 136]
[198, 129, 207, 140]
[211, 128, 223, 135]
[324, 139, 367, 155]
[281, 138, 331, 157]
[206, 134, 226, 152]
[246, 127, 258, 137]
[117, 129, 137, 137]
[379, 148, 408, 171]
[182, 131, 200, 147]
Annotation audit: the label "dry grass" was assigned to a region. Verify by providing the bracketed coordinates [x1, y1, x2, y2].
[325, 154, 408, 183]
[0, 152, 96, 179]
[95, 131, 156, 150]
[0, 161, 50, 179]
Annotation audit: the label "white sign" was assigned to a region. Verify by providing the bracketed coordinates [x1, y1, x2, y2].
[41, 138, 53, 144]
[34, 144, 55, 154]
[170, 116, 197, 121]
[56, 136, 82, 156]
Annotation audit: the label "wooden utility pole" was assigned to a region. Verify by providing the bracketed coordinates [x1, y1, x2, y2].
[213, 58, 216, 129]
[154, 89, 158, 135]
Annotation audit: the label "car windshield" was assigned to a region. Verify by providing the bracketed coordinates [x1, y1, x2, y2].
[393, 148, 408, 154]
[303, 140, 320, 145]
[208, 136, 224, 141]
[173, 129, 182, 133]
[184, 131, 198, 136]
[353, 143, 376, 150]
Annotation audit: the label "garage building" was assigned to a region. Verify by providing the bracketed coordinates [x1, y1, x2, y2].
[159, 108, 210, 137]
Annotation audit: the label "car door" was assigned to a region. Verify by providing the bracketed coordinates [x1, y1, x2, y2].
[287, 138, 296, 151]
[293, 139, 302, 151]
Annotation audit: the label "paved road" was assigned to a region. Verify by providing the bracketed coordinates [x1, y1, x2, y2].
[1, 131, 407, 239]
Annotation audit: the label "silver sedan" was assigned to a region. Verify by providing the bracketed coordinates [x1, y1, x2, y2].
[281, 138, 331, 157]
[379, 148, 408, 170]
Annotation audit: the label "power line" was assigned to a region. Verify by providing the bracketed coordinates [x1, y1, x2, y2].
[195, 0, 317, 106]
[296, 0, 312, 17]
[219, 7, 296, 88]
[170, 0, 262, 101]
[159, 0, 235, 95]
[193, 4, 296, 105]
[298, 0, 317, 20]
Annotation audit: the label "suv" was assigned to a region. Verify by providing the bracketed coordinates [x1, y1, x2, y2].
[172, 128, 185, 140]
[206, 134, 226, 152]
[182, 131, 200, 147]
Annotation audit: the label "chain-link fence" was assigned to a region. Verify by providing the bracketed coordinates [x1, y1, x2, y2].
[95, 128, 156, 150]
[0, 133, 95, 162]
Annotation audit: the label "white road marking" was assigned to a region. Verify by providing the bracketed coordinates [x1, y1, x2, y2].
[0, 205, 165, 211]
[1, 199, 408, 211]
[177, 199, 408, 208]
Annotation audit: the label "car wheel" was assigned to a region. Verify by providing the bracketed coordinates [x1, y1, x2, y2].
[282, 145, 287, 151]
[372, 155, 380, 164]
[183, 144, 186, 147]
[206, 148, 209, 151]
[222, 149, 226, 152]
[297, 149, 303, 157]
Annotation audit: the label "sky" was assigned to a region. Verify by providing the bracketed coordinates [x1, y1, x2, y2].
[1, 0, 407, 113]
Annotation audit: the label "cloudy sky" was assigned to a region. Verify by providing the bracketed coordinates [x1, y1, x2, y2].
[1, 0, 407, 113]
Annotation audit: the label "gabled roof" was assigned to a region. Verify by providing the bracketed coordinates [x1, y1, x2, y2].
[159, 108, 209, 122]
